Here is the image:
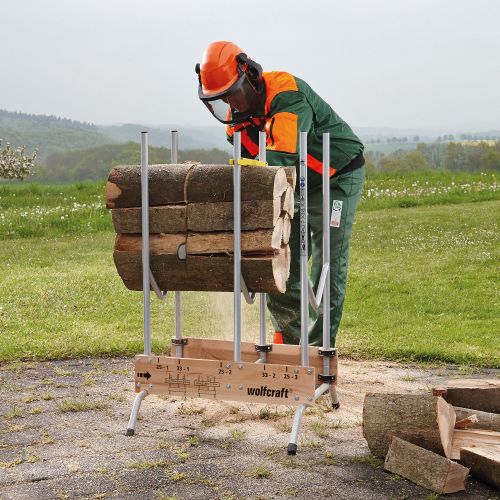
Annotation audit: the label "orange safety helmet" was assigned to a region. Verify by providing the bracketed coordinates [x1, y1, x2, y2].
[196, 41, 264, 125]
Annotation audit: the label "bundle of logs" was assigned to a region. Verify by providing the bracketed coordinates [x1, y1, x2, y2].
[105, 163, 297, 293]
[363, 379, 500, 494]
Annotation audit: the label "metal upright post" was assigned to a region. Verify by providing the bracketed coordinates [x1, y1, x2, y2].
[322, 132, 331, 376]
[299, 131, 309, 367]
[258, 131, 267, 363]
[141, 132, 152, 356]
[233, 132, 242, 363]
[171, 130, 183, 358]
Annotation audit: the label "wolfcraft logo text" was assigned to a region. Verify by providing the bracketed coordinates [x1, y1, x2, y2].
[247, 386, 289, 398]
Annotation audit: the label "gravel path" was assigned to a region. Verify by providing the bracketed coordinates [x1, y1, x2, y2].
[0, 358, 498, 500]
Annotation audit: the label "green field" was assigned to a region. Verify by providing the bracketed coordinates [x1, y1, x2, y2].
[0, 171, 498, 366]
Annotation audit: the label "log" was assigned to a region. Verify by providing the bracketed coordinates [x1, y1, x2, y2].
[384, 437, 469, 494]
[186, 224, 283, 254]
[187, 198, 281, 232]
[282, 213, 291, 245]
[185, 164, 288, 203]
[451, 429, 500, 460]
[433, 379, 500, 413]
[455, 414, 479, 429]
[281, 185, 295, 218]
[115, 226, 284, 256]
[454, 407, 500, 432]
[111, 206, 187, 234]
[362, 393, 456, 458]
[111, 199, 282, 234]
[460, 445, 500, 489]
[283, 166, 297, 190]
[106, 164, 288, 208]
[106, 164, 192, 208]
[113, 247, 289, 293]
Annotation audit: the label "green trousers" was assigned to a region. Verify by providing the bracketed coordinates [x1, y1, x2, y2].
[267, 166, 365, 346]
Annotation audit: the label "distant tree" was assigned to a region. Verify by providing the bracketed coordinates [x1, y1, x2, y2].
[380, 150, 431, 172]
[0, 140, 37, 180]
[413, 135, 420, 143]
[480, 150, 500, 171]
[443, 142, 466, 171]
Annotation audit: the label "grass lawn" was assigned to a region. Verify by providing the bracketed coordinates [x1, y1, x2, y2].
[0, 181, 498, 366]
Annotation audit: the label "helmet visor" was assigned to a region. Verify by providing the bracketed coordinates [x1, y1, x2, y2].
[199, 73, 257, 125]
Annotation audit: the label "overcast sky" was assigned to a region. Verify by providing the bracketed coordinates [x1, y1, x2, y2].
[2, 0, 499, 131]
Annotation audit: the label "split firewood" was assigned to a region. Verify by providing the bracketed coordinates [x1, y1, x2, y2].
[111, 206, 186, 234]
[283, 166, 297, 190]
[281, 185, 295, 218]
[282, 214, 291, 245]
[454, 406, 500, 432]
[362, 393, 456, 458]
[433, 379, 500, 413]
[385, 437, 469, 494]
[450, 429, 500, 460]
[460, 445, 500, 489]
[113, 246, 289, 293]
[455, 414, 479, 429]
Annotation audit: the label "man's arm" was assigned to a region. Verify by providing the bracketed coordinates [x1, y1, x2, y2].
[265, 91, 313, 167]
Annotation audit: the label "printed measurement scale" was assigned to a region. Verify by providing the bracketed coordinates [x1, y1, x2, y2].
[135, 354, 316, 406]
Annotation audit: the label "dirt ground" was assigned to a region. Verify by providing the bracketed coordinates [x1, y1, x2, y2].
[0, 357, 498, 500]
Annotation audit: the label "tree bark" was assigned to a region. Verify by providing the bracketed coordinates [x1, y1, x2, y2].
[433, 379, 500, 413]
[385, 437, 468, 494]
[113, 247, 289, 293]
[460, 445, 500, 489]
[106, 164, 288, 208]
[454, 406, 500, 432]
[106, 164, 192, 208]
[187, 198, 281, 232]
[363, 393, 456, 458]
[185, 164, 288, 203]
[111, 206, 187, 234]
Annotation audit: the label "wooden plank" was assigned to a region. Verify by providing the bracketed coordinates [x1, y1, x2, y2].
[134, 355, 316, 406]
[363, 394, 456, 458]
[172, 337, 337, 385]
[385, 437, 468, 494]
[187, 198, 281, 231]
[451, 429, 500, 460]
[460, 445, 500, 489]
[111, 206, 187, 234]
[115, 234, 186, 254]
[433, 379, 500, 413]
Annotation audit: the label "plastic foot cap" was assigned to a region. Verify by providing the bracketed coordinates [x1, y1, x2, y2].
[287, 443, 297, 455]
[126, 428, 135, 436]
[332, 402, 340, 410]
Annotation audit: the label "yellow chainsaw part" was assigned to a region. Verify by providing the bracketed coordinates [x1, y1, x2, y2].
[229, 158, 268, 167]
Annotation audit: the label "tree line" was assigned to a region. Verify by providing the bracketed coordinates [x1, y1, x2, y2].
[365, 140, 500, 173]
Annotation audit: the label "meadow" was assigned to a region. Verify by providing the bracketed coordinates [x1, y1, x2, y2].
[0, 171, 498, 367]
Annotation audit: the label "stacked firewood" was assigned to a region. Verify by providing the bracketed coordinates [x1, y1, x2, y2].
[363, 379, 500, 494]
[105, 163, 296, 293]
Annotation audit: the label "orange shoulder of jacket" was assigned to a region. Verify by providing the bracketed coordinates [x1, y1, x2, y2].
[262, 72, 298, 115]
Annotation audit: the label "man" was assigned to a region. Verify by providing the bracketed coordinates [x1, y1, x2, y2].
[196, 41, 365, 348]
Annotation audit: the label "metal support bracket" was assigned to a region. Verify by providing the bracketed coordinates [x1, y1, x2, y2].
[319, 348, 337, 357]
[307, 263, 330, 311]
[241, 274, 256, 304]
[254, 344, 273, 353]
[318, 374, 336, 383]
[149, 271, 168, 301]
[171, 338, 188, 346]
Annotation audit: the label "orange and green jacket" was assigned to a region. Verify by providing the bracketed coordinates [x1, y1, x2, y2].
[227, 71, 364, 189]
